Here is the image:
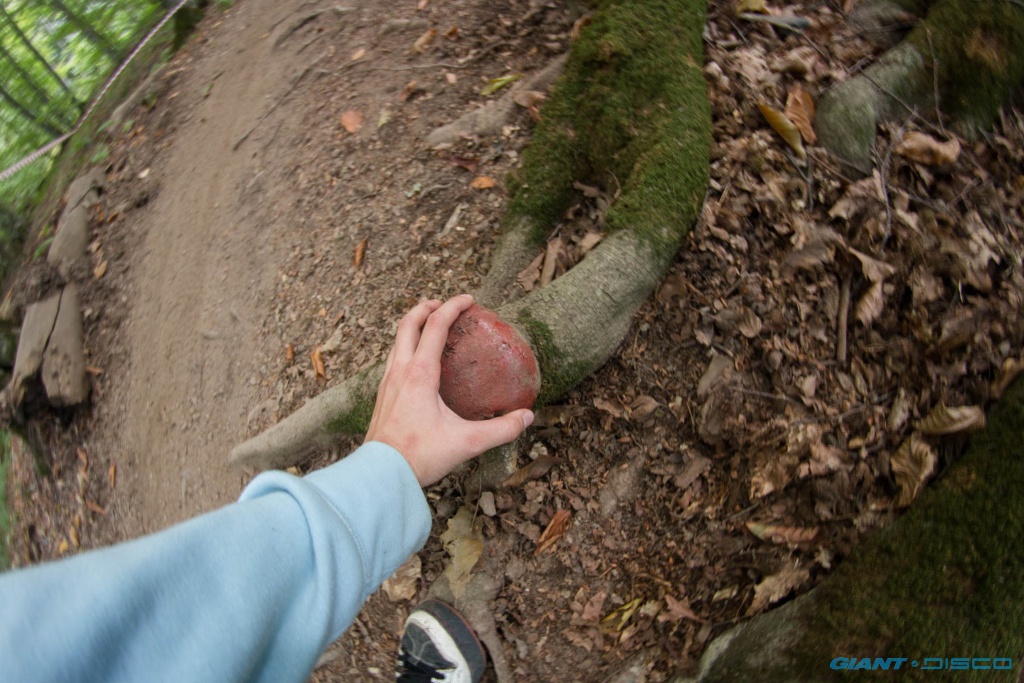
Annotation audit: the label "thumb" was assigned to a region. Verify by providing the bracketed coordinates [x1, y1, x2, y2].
[471, 409, 534, 453]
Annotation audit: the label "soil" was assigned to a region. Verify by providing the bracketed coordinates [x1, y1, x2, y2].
[4, 0, 1024, 681]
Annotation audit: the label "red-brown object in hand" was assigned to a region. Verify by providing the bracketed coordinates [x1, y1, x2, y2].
[439, 304, 541, 420]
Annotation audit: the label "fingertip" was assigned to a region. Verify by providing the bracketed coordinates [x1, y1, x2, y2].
[522, 409, 534, 429]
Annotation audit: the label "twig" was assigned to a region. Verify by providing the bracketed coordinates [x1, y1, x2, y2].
[925, 29, 946, 137]
[233, 51, 328, 150]
[837, 272, 851, 365]
[728, 386, 802, 404]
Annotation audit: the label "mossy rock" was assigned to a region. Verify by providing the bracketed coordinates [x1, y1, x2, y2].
[685, 379, 1024, 682]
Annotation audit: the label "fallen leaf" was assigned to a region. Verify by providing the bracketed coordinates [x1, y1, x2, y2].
[539, 235, 566, 287]
[85, 500, 106, 515]
[632, 394, 660, 419]
[758, 102, 806, 159]
[447, 156, 479, 173]
[784, 86, 816, 144]
[512, 90, 546, 108]
[737, 0, 767, 12]
[383, 554, 421, 602]
[417, 0, 429, 9]
[578, 231, 604, 255]
[93, 260, 108, 279]
[501, 455, 562, 487]
[341, 110, 363, 133]
[594, 396, 627, 418]
[915, 404, 986, 436]
[58, 540, 69, 555]
[658, 594, 705, 623]
[746, 522, 820, 545]
[354, 237, 367, 267]
[849, 248, 896, 282]
[444, 25, 459, 40]
[286, 343, 295, 363]
[891, 433, 937, 507]
[992, 357, 1024, 399]
[749, 452, 799, 498]
[399, 81, 418, 101]
[581, 590, 608, 622]
[854, 280, 884, 326]
[411, 28, 437, 53]
[470, 175, 495, 189]
[601, 598, 641, 633]
[535, 509, 571, 555]
[896, 131, 961, 166]
[441, 507, 483, 600]
[377, 109, 392, 128]
[350, 47, 366, 61]
[109, 462, 116, 489]
[310, 347, 326, 380]
[738, 308, 762, 338]
[747, 564, 810, 615]
[481, 73, 522, 96]
[515, 251, 545, 293]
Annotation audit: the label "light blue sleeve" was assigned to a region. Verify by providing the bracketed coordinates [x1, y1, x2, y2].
[0, 441, 430, 683]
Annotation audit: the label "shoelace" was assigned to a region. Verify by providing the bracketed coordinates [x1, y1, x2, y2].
[396, 650, 447, 682]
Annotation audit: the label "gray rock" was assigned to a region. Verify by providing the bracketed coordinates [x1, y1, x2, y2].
[63, 167, 104, 210]
[9, 292, 61, 404]
[41, 283, 89, 407]
[47, 203, 91, 278]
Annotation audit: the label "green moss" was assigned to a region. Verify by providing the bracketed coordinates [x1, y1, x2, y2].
[907, 0, 1024, 136]
[504, 0, 711, 253]
[789, 379, 1024, 680]
[326, 393, 376, 435]
[515, 310, 592, 406]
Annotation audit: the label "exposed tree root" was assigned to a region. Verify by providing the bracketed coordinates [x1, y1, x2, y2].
[230, 0, 712, 473]
[424, 54, 567, 149]
[817, 0, 1024, 173]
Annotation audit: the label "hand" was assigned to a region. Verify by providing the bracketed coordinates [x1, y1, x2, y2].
[365, 294, 535, 486]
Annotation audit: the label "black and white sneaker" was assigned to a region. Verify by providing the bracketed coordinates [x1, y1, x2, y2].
[395, 599, 486, 683]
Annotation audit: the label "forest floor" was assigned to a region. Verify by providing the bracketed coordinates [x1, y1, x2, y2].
[4, 0, 1024, 680]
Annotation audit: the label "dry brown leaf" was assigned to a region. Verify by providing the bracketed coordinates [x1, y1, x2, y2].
[758, 102, 806, 159]
[441, 507, 483, 600]
[515, 251, 544, 293]
[383, 554, 421, 602]
[915, 404, 986, 436]
[535, 509, 571, 555]
[93, 260, 108, 279]
[470, 175, 495, 189]
[849, 248, 896, 282]
[411, 28, 437, 53]
[896, 131, 961, 166]
[354, 237, 367, 268]
[749, 452, 799, 498]
[500, 455, 562, 487]
[784, 86, 816, 144]
[285, 343, 295, 363]
[310, 347, 326, 380]
[738, 308, 762, 338]
[581, 591, 608, 622]
[350, 47, 366, 61]
[658, 594, 705, 623]
[578, 231, 604, 255]
[747, 564, 810, 615]
[399, 80, 418, 101]
[512, 90, 546, 108]
[992, 357, 1024, 399]
[855, 280, 884, 326]
[539, 236, 566, 287]
[417, 0, 429, 9]
[341, 110, 363, 133]
[746, 522, 820, 545]
[891, 433, 938, 507]
[632, 394, 660, 419]
[109, 462, 116, 489]
[594, 396, 627, 418]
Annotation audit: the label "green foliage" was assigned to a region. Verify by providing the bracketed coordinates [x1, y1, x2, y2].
[505, 0, 711, 254]
[90, 143, 110, 164]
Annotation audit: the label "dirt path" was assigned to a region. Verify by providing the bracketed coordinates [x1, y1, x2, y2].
[100, 0, 305, 534]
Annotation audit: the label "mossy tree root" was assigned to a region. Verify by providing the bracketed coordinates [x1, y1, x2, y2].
[229, 0, 712, 472]
[816, 0, 1024, 174]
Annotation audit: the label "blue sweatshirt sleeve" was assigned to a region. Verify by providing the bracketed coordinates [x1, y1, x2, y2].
[0, 441, 430, 683]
